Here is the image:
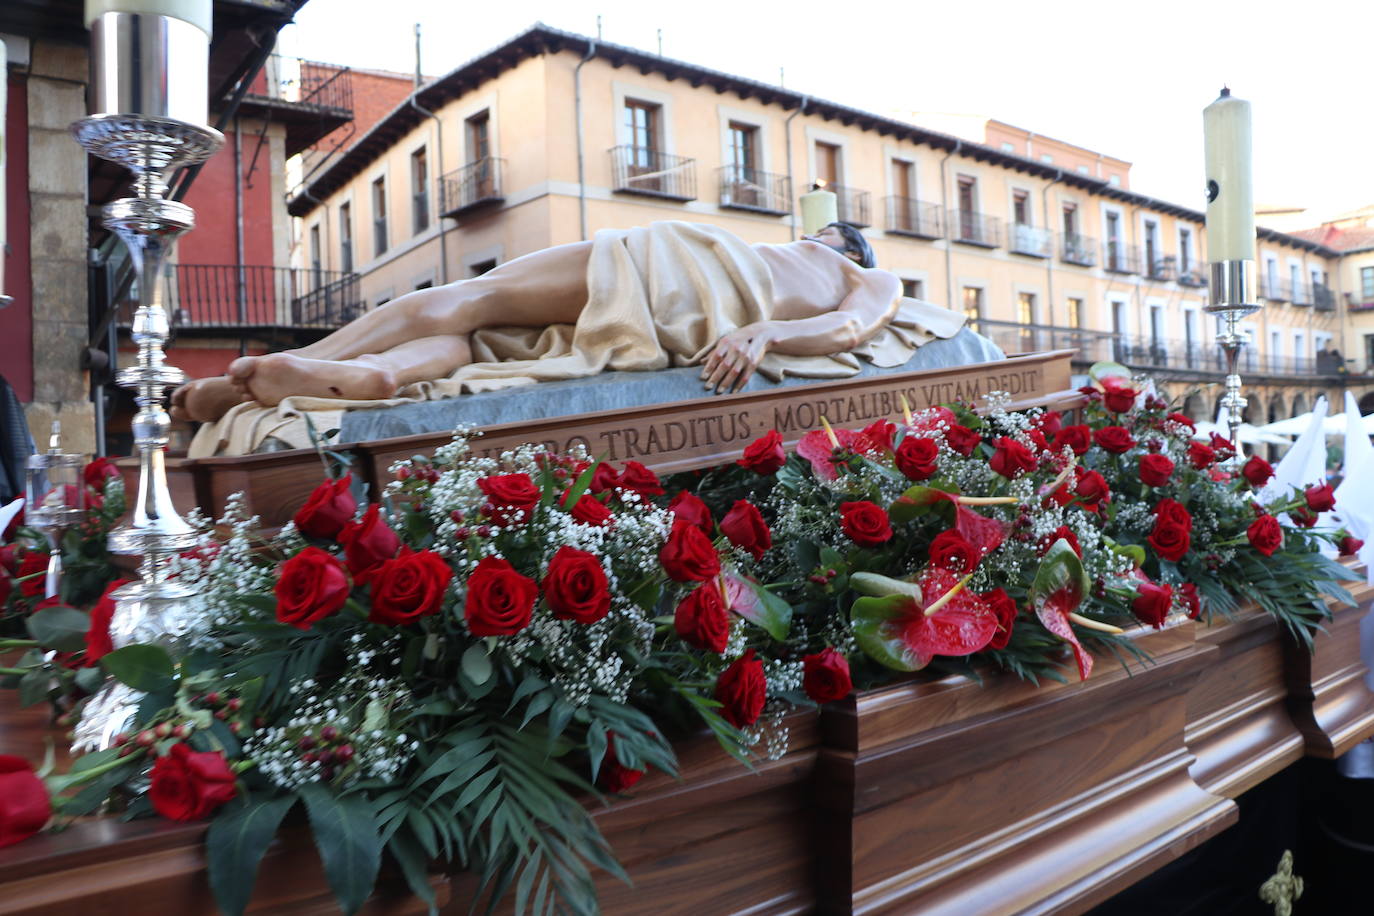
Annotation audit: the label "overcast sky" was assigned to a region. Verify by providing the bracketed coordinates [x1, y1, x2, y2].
[279, 0, 1373, 225]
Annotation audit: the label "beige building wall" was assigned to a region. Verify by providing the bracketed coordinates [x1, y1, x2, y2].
[295, 40, 1365, 421]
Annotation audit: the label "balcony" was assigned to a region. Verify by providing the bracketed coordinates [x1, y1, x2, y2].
[1259, 278, 1291, 302]
[978, 320, 1119, 362]
[610, 146, 697, 202]
[1178, 267, 1206, 287]
[140, 265, 364, 331]
[829, 184, 872, 228]
[1102, 241, 1141, 275]
[1314, 284, 1336, 311]
[717, 166, 791, 216]
[1145, 256, 1175, 282]
[1291, 282, 1313, 306]
[1060, 234, 1097, 267]
[238, 56, 354, 157]
[949, 210, 1001, 248]
[885, 197, 942, 239]
[439, 158, 505, 219]
[1008, 224, 1053, 258]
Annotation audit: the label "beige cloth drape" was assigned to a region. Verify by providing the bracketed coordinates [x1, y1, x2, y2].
[189, 221, 965, 457]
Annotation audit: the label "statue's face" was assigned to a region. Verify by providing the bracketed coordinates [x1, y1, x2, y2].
[804, 225, 861, 263]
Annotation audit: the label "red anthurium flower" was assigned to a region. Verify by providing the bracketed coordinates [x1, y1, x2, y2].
[857, 419, 896, 454]
[796, 427, 863, 481]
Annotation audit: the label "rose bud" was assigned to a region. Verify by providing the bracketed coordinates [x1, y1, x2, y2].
[1304, 482, 1336, 513]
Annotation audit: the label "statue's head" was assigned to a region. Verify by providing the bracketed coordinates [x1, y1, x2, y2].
[808, 222, 876, 268]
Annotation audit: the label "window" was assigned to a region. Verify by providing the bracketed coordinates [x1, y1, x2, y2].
[1076, 165, 1090, 175]
[1012, 190, 1030, 226]
[1062, 204, 1077, 236]
[1144, 220, 1159, 272]
[1040, 153, 1053, 164]
[901, 278, 924, 299]
[411, 148, 429, 235]
[625, 100, 660, 168]
[466, 111, 494, 199]
[1362, 266, 1374, 300]
[338, 203, 353, 274]
[1179, 228, 1192, 273]
[815, 141, 840, 187]
[1294, 331, 1306, 360]
[727, 121, 759, 205]
[414, 280, 433, 291]
[1291, 264, 1303, 298]
[470, 259, 497, 277]
[1365, 334, 1374, 370]
[892, 159, 916, 231]
[372, 177, 388, 257]
[892, 159, 913, 200]
[1105, 211, 1122, 269]
[962, 286, 983, 332]
[957, 176, 977, 240]
[1266, 257, 1279, 293]
[1184, 310, 1198, 364]
[1017, 292, 1036, 348]
[1066, 297, 1083, 329]
[1108, 175, 1121, 187]
[309, 224, 322, 282]
[1000, 141, 1015, 153]
[1149, 305, 1163, 346]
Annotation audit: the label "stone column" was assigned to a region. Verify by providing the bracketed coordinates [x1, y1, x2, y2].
[25, 42, 94, 455]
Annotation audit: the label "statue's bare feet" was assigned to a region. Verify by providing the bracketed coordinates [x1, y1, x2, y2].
[235, 352, 398, 407]
[170, 376, 250, 422]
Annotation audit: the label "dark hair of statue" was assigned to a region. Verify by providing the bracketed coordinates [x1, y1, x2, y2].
[825, 221, 877, 268]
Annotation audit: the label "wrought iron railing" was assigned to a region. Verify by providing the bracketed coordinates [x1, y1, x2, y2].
[717, 165, 791, 215]
[439, 158, 505, 217]
[1008, 224, 1053, 258]
[885, 197, 942, 238]
[1177, 268, 1207, 288]
[1291, 282, 1313, 306]
[1259, 278, 1291, 302]
[145, 265, 364, 330]
[949, 210, 1001, 248]
[1145, 256, 1175, 281]
[1102, 241, 1141, 274]
[245, 56, 353, 113]
[610, 146, 697, 201]
[977, 320, 1118, 361]
[1060, 234, 1097, 267]
[828, 184, 871, 228]
[1314, 284, 1335, 311]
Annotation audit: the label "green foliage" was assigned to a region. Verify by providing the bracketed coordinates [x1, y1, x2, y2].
[206, 794, 298, 916]
[102, 644, 176, 692]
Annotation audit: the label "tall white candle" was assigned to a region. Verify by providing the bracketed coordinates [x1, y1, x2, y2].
[1203, 88, 1254, 262]
[800, 182, 838, 236]
[84, 0, 212, 37]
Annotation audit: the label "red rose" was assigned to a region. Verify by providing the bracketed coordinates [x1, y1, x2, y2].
[274, 547, 350, 630]
[930, 529, 979, 572]
[478, 473, 541, 526]
[3, 507, 22, 541]
[668, 490, 714, 534]
[560, 490, 612, 527]
[0, 546, 17, 575]
[0, 566, 10, 606]
[1139, 454, 1175, 487]
[1305, 482, 1336, 513]
[720, 500, 771, 561]
[1054, 425, 1092, 456]
[83, 456, 121, 489]
[737, 430, 787, 475]
[1291, 506, 1319, 528]
[293, 475, 357, 539]
[590, 463, 620, 493]
[1101, 380, 1138, 413]
[338, 503, 401, 577]
[1154, 498, 1193, 531]
[1148, 519, 1191, 562]
[1038, 411, 1063, 437]
[857, 419, 896, 454]
[1340, 535, 1365, 557]
[1168, 413, 1196, 432]
[149, 743, 237, 821]
[801, 647, 852, 703]
[542, 546, 610, 625]
[85, 578, 132, 663]
[362, 548, 452, 626]
[659, 520, 722, 582]
[984, 588, 1018, 650]
[989, 437, 1037, 478]
[839, 501, 893, 547]
[1209, 433, 1236, 461]
[894, 436, 939, 481]
[18, 551, 48, 599]
[1074, 469, 1111, 508]
[715, 648, 766, 728]
[599, 733, 645, 794]
[1242, 456, 1274, 488]
[1094, 426, 1136, 454]
[0, 755, 51, 848]
[1247, 515, 1283, 557]
[674, 583, 730, 652]
[464, 557, 538, 636]
[618, 461, 664, 498]
[1041, 525, 1082, 558]
[944, 424, 981, 456]
[1132, 581, 1174, 628]
[1179, 583, 1201, 620]
[1187, 442, 1216, 470]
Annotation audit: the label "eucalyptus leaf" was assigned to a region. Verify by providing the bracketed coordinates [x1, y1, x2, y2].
[461, 643, 493, 686]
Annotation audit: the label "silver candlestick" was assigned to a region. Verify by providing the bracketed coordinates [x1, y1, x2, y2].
[70, 10, 221, 751]
[1204, 260, 1260, 453]
[24, 423, 87, 599]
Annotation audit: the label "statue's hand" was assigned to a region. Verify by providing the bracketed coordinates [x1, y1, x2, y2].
[702, 325, 772, 394]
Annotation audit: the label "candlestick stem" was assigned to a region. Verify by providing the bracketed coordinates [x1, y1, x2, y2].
[1206, 259, 1260, 455]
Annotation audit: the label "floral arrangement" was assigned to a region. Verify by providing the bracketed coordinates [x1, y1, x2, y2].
[0, 372, 1364, 916]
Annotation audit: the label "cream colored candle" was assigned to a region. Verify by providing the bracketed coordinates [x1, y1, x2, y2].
[84, 0, 212, 36]
[800, 182, 838, 235]
[1203, 88, 1254, 262]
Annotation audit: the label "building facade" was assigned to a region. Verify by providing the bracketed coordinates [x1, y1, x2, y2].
[288, 25, 1370, 428]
